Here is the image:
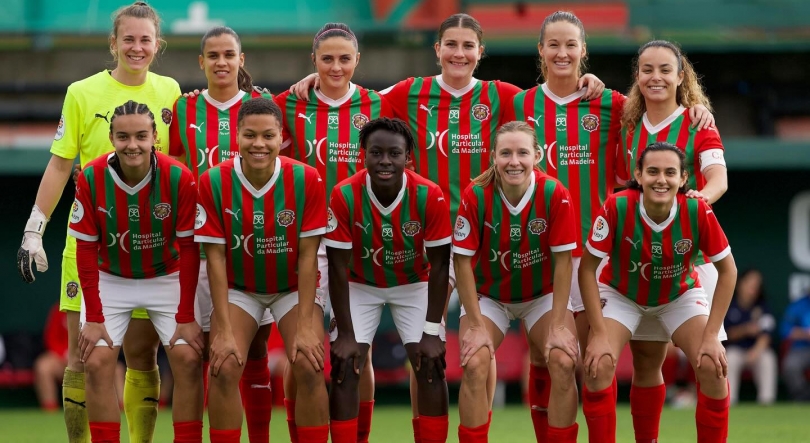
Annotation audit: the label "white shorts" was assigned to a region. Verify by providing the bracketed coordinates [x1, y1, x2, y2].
[570, 255, 609, 312]
[632, 263, 726, 341]
[329, 281, 445, 345]
[80, 271, 185, 347]
[601, 284, 710, 339]
[318, 242, 329, 300]
[194, 261, 273, 332]
[229, 287, 326, 327]
[460, 294, 561, 336]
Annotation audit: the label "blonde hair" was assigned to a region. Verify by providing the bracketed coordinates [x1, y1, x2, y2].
[109, 2, 165, 63]
[621, 40, 712, 131]
[537, 11, 587, 82]
[472, 121, 542, 189]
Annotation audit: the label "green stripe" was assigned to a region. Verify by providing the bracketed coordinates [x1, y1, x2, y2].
[359, 186, 375, 284]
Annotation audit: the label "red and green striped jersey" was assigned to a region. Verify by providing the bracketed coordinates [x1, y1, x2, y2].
[324, 169, 451, 288]
[624, 106, 725, 192]
[169, 89, 271, 177]
[380, 76, 522, 222]
[195, 156, 327, 295]
[452, 170, 577, 303]
[274, 83, 392, 193]
[505, 84, 626, 257]
[68, 153, 196, 279]
[585, 189, 731, 307]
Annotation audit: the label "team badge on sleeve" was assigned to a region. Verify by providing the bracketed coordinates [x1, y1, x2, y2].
[70, 200, 84, 224]
[352, 113, 369, 130]
[528, 218, 547, 235]
[55, 114, 65, 141]
[454, 216, 470, 241]
[674, 239, 693, 255]
[195, 204, 206, 229]
[581, 114, 600, 132]
[326, 208, 337, 233]
[152, 203, 171, 220]
[471, 104, 490, 122]
[591, 216, 609, 241]
[276, 209, 294, 227]
[161, 108, 172, 125]
[402, 221, 421, 237]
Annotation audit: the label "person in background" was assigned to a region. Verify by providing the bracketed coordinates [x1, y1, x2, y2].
[34, 303, 69, 412]
[780, 290, 810, 402]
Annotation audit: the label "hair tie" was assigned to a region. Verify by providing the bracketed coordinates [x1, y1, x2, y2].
[313, 28, 356, 45]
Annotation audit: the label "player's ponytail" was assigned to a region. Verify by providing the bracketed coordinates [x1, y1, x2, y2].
[473, 121, 541, 190]
[626, 142, 689, 194]
[201, 26, 255, 92]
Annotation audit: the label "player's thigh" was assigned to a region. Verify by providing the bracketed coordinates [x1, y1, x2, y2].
[459, 296, 508, 350]
[523, 295, 576, 364]
[387, 282, 430, 345]
[330, 282, 385, 345]
[273, 291, 327, 357]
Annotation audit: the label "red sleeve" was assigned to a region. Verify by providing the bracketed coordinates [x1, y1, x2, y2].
[610, 91, 628, 184]
[547, 182, 577, 251]
[378, 78, 414, 121]
[585, 197, 617, 258]
[451, 184, 482, 256]
[697, 200, 730, 262]
[176, 168, 196, 237]
[300, 167, 327, 237]
[380, 94, 395, 118]
[77, 239, 103, 322]
[176, 236, 200, 323]
[324, 185, 352, 248]
[496, 81, 523, 124]
[68, 172, 99, 242]
[194, 171, 225, 243]
[617, 129, 632, 183]
[273, 92, 293, 155]
[694, 126, 724, 154]
[424, 183, 451, 247]
[168, 98, 184, 157]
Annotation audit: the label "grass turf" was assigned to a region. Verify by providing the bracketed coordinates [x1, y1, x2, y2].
[0, 403, 807, 442]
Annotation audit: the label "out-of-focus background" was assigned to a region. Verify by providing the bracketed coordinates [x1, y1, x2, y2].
[1, 0, 809, 417]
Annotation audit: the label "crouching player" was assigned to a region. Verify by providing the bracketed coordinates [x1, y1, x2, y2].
[194, 97, 329, 443]
[323, 117, 451, 443]
[71, 100, 203, 443]
[579, 142, 736, 443]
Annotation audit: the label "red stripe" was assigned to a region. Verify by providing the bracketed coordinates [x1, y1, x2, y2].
[113, 176, 133, 278]
[543, 94, 558, 180]
[205, 101, 219, 170]
[185, 98, 200, 177]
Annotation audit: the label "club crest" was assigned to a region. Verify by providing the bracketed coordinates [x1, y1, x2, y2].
[352, 113, 369, 130]
[581, 114, 599, 132]
[153, 203, 171, 220]
[66, 281, 79, 299]
[402, 221, 421, 237]
[527, 218, 547, 235]
[674, 239, 693, 255]
[161, 108, 173, 125]
[276, 209, 295, 227]
[471, 104, 490, 122]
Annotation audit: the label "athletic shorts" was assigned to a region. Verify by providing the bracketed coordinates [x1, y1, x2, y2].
[570, 255, 609, 312]
[460, 293, 564, 337]
[329, 281, 445, 345]
[80, 271, 185, 347]
[632, 263, 726, 341]
[228, 287, 326, 327]
[318, 242, 329, 301]
[194, 260, 273, 332]
[62, 251, 149, 319]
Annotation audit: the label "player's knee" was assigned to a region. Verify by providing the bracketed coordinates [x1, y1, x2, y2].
[547, 349, 577, 380]
[170, 348, 202, 378]
[292, 356, 323, 389]
[83, 353, 113, 381]
[211, 358, 243, 388]
[461, 350, 491, 386]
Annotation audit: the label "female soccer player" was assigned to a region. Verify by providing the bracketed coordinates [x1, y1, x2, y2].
[453, 121, 579, 443]
[579, 142, 736, 443]
[324, 117, 451, 443]
[16, 3, 179, 441]
[169, 26, 275, 443]
[70, 100, 202, 443]
[621, 40, 728, 443]
[195, 97, 329, 443]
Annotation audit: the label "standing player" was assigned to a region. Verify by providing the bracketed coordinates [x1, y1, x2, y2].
[621, 40, 728, 443]
[579, 142, 736, 443]
[16, 3, 179, 442]
[273, 22, 392, 442]
[453, 121, 579, 443]
[169, 26, 274, 443]
[195, 97, 329, 443]
[324, 118, 451, 443]
[70, 100, 203, 443]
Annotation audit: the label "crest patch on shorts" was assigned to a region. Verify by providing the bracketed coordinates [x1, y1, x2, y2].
[66, 281, 79, 299]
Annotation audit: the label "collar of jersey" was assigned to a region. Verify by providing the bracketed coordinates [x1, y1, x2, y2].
[106, 153, 153, 195]
[435, 75, 478, 98]
[203, 90, 247, 111]
[365, 171, 407, 216]
[234, 155, 282, 198]
[313, 82, 357, 107]
[642, 105, 686, 135]
[639, 194, 678, 232]
[498, 171, 536, 215]
[540, 83, 586, 105]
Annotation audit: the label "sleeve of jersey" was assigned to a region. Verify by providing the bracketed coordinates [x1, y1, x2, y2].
[67, 172, 99, 242]
[176, 169, 196, 238]
[300, 168, 327, 238]
[585, 199, 616, 259]
[424, 184, 452, 248]
[377, 78, 412, 120]
[496, 81, 523, 123]
[323, 189, 352, 249]
[698, 201, 731, 262]
[611, 92, 629, 185]
[615, 131, 631, 184]
[76, 238, 103, 322]
[451, 186, 481, 257]
[168, 98, 184, 157]
[176, 236, 200, 323]
[379, 94, 395, 118]
[50, 87, 81, 160]
[274, 92, 294, 151]
[695, 126, 726, 172]
[548, 185, 578, 252]
[194, 173, 226, 244]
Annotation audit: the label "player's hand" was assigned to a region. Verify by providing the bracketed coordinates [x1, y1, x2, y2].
[209, 330, 243, 377]
[578, 73, 605, 101]
[460, 324, 494, 367]
[72, 164, 82, 185]
[289, 73, 319, 101]
[329, 334, 363, 384]
[584, 332, 616, 379]
[689, 104, 715, 130]
[291, 326, 324, 372]
[17, 205, 49, 283]
[696, 334, 727, 379]
[183, 89, 205, 99]
[685, 189, 709, 202]
[170, 321, 204, 357]
[544, 324, 579, 364]
[415, 333, 446, 383]
[78, 322, 113, 363]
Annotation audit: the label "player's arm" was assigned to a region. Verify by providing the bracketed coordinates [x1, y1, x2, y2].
[696, 164, 727, 205]
[578, 73, 605, 101]
[579, 250, 614, 377]
[688, 104, 715, 130]
[325, 245, 361, 382]
[699, 252, 737, 378]
[290, 73, 319, 101]
[545, 249, 576, 361]
[293, 235, 325, 371]
[418, 242, 451, 382]
[454, 253, 494, 367]
[204, 242, 243, 375]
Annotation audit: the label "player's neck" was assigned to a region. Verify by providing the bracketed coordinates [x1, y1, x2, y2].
[440, 73, 473, 91]
[641, 195, 673, 224]
[644, 100, 680, 126]
[119, 161, 151, 187]
[369, 178, 402, 208]
[545, 76, 580, 98]
[207, 83, 241, 103]
[501, 182, 529, 207]
[242, 160, 275, 190]
[110, 67, 148, 87]
[319, 82, 350, 101]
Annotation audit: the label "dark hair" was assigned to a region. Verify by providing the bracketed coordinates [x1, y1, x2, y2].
[108, 100, 158, 200]
[236, 97, 283, 129]
[622, 40, 712, 130]
[201, 26, 254, 92]
[626, 142, 688, 193]
[110, 2, 165, 63]
[734, 268, 766, 306]
[313, 22, 358, 52]
[537, 11, 588, 82]
[359, 117, 415, 154]
[435, 14, 485, 69]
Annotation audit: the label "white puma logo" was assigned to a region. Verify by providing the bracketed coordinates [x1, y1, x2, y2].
[624, 237, 641, 248]
[189, 122, 205, 133]
[355, 222, 371, 234]
[225, 208, 240, 221]
[484, 221, 499, 231]
[297, 113, 314, 124]
[250, 383, 272, 390]
[419, 104, 434, 117]
[527, 116, 541, 127]
[97, 206, 113, 218]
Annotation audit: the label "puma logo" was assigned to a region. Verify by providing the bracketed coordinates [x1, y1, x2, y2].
[94, 111, 110, 123]
[250, 383, 272, 390]
[143, 397, 160, 403]
[64, 398, 86, 408]
[225, 208, 240, 221]
[189, 122, 205, 133]
[297, 113, 314, 124]
[419, 104, 434, 117]
[484, 221, 499, 231]
[527, 116, 541, 127]
[354, 222, 371, 234]
[97, 206, 113, 218]
[624, 237, 641, 248]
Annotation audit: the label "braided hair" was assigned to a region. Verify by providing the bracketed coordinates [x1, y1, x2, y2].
[358, 117, 415, 154]
[108, 100, 158, 200]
